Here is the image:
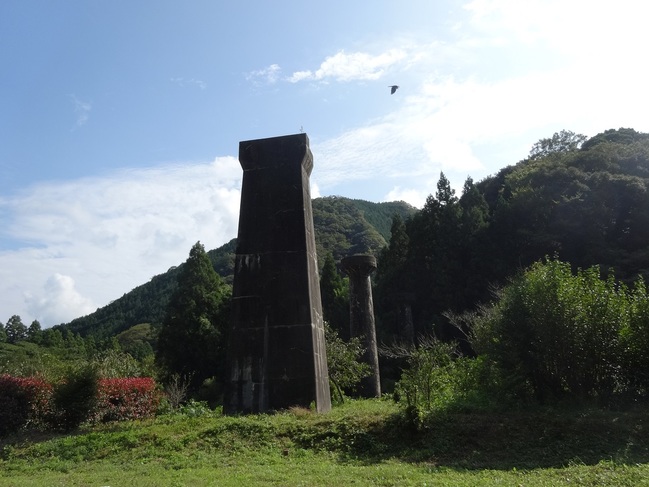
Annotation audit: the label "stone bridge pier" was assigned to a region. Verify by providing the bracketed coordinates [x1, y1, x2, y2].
[341, 254, 381, 398]
[225, 133, 331, 414]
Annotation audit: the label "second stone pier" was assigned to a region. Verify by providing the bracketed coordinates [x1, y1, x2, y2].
[341, 254, 381, 398]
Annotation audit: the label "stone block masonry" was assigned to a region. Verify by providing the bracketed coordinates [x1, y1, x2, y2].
[224, 133, 332, 414]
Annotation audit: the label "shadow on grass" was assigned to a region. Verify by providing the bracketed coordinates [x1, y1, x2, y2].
[291, 407, 649, 470]
[3, 405, 648, 473]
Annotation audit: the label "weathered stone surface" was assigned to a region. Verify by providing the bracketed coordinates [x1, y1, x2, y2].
[225, 133, 331, 414]
[395, 292, 416, 347]
[341, 254, 381, 398]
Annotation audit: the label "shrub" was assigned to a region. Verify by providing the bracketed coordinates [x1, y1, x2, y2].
[392, 338, 457, 412]
[92, 349, 145, 378]
[95, 377, 161, 422]
[163, 373, 192, 410]
[471, 258, 635, 404]
[0, 372, 162, 434]
[324, 323, 371, 403]
[0, 375, 52, 435]
[623, 279, 649, 394]
[51, 366, 100, 431]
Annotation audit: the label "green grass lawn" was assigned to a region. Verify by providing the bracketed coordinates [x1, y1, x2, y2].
[1, 399, 648, 486]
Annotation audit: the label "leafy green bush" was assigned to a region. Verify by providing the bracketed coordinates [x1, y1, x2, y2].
[622, 279, 649, 393]
[392, 338, 456, 412]
[471, 258, 642, 404]
[176, 399, 215, 417]
[392, 257, 649, 424]
[51, 366, 100, 431]
[92, 349, 146, 378]
[390, 338, 508, 428]
[324, 323, 371, 403]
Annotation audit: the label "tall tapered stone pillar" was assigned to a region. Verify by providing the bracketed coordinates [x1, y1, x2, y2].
[341, 255, 381, 398]
[225, 133, 331, 414]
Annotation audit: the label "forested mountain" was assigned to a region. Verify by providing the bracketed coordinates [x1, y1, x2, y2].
[60, 128, 649, 347]
[60, 197, 416, 339]
[374, 128, 649, 343]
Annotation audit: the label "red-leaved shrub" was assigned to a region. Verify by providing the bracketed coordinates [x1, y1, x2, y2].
[0, 375, 53, 435]
[95, 377, 161, 422]
[0, 375, 161, 433]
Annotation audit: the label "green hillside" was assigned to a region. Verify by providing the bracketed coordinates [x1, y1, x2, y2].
[60, 197, 416, 339]
[373, 127, 649, 343]
[55, 127, 649, 347]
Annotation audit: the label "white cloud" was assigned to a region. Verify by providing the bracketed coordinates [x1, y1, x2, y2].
[6, 0, 649, 328]
[310, 181, 321, 199]
[288, 48, 407, 83]
[466, 0, 645, 42]
[0, 157, 242, 327]
[170, 77, 207, 90]
[382, 187, 428, 209]
[288, 70, 313, 83]
[309, 1, 649, 202]
[463, 0, 649, 70]
[25, 274, 96, 326]
[69, 94, 91, 128]
[246, 64, 282, 85]
[313, 58, 649, 201]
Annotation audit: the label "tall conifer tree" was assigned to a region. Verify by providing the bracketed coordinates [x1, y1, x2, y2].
[156, 242, 230, 391]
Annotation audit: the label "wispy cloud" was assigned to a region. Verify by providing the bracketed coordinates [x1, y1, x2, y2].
[170, 77, 208, 90]
[69, 94, 91, 128]
[4, 0, 649, 327]
[305, 0, 649, 208]
[288, 49, 407, 83]
[0, 157, 242, 326]
[247, 48, 409, 87]
[246, 64, 282, 85]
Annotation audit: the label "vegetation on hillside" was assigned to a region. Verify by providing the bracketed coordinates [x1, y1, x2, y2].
[53, 197, 414, 341]
[155, 242, 231, 393]
[374, 127, 649, 345]
[2, 127, 649, 484]
[3, 129, 649, 398]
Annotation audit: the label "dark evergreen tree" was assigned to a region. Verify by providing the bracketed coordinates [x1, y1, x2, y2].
[406, 173, 464, 332]
[456, 176, 492, 312]
[459, 177, 489, 235]
[375, 214, 412, 342]
[27, 320, 43, 344]
[42, 328, 64, 348]
[380, 214, 409, 273]
[319, 252, 349, 337]
[0, 321, 6, 343]
[156, 242, 231, 392]
[5, 315, 27, 344]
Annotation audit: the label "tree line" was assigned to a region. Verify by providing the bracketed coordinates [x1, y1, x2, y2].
[5, 127, 649, 411]
[373, 128, 649, 347]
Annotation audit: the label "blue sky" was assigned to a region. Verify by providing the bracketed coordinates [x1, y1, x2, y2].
[2, 0, 649, 327]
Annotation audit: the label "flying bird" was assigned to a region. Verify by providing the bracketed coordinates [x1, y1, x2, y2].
[389, 85, 399, 95]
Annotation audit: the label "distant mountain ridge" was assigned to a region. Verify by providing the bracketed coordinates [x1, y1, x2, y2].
[61, 197, 417, 339]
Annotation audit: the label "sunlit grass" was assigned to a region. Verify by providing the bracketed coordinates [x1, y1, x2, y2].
[1, 399, 648, 486]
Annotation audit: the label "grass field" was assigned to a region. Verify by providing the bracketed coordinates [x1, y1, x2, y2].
[1, 399, 648, 486]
